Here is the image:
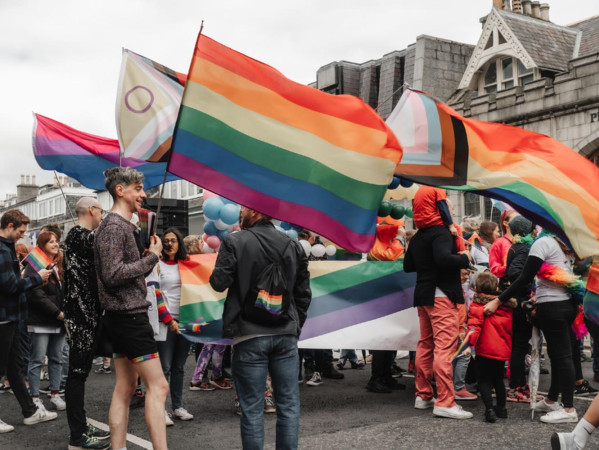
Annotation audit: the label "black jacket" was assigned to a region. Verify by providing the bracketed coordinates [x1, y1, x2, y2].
[404, 225, 470, 306]
[505, 242, 532, 305]
[210, 220, 311, 339]
[24, 264, 64, 329]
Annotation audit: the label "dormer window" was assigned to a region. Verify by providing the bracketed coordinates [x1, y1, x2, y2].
[480, 57, 537, 94]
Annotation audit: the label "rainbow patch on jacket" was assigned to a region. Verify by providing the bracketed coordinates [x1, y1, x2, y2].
[255, 290, 283, 315]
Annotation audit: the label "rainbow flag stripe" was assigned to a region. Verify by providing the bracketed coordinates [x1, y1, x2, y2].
[177, 255, 416, 346]
[168, 35, 403, 253]
[33, 114, 179, 191]
[388, 89, 599, 258]
[131, 352, 159, 364]
[24, 247, 53, 272]
[584, 257, 599, 326]
[255, 290, 283, 315]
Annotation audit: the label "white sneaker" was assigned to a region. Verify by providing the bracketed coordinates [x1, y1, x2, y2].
[24, 406, 58, 425]
[540, 408, 578, 424]
[32, 397, 44, 409]
[50, 395, 66, 411]
[414, 396, 436, 409]
[551, 432, 578, 450]
[164, 410, 174, 427]
[172, 407, 194, 421]
[534, 398, 562, 412]
[0, 419, 14, 433]
[433, 404, 473, 419]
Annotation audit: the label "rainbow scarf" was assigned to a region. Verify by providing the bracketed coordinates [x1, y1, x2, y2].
[24, 247, 53, 271]
[168, 35, 403, 253]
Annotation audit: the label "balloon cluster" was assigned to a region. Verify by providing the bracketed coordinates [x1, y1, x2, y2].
[377, 176, 414, 220]
[201, 191, 241, 253]
[276, 221, 302, 240]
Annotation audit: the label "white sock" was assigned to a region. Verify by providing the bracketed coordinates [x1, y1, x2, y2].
[573, 418, 596, 449]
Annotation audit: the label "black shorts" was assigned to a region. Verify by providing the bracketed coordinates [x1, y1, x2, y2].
[103, 312, 158, 363]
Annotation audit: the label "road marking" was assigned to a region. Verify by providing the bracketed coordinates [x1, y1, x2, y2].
[536, 391, 595, 402]
[87, 418, 153, 449]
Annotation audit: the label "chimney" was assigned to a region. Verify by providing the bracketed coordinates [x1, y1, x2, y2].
[25, 175, 30, 185]
[20, 174, 24, 185]
[493, 0, 503, 8]
[32, 175, 36, 186]
[522, 0, 532, 15]
[540, 3, 550, 21]
[531, 1, 541, 18]
[512, 0, 522, 13]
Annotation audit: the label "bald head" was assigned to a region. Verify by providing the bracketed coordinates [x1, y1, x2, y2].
[75, 197, 103, 230]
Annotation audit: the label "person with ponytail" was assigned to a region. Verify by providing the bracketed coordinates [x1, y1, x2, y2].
[487, 223, 584, 424]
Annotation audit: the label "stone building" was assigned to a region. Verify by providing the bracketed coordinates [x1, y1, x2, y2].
[448, 1, 599, 219]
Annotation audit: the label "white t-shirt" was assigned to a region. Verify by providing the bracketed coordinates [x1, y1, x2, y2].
[158, 261, 181, 319]
[529, 236, 574, 304]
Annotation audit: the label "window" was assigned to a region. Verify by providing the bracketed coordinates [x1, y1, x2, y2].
[484, 61, 497, 93]
[464, 193, 481, 217]
[480, 57, 536, 94]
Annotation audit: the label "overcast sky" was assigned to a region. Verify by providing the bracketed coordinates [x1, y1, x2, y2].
[0, 0, 596, 196]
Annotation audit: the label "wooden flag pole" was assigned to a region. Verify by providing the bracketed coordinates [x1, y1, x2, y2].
[151, 20, 204, 237]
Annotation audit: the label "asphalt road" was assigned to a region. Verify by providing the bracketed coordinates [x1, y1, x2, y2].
[1, 354, 598, 449]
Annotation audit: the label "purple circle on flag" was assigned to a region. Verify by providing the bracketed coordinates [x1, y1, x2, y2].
[125, 86, 154, 113]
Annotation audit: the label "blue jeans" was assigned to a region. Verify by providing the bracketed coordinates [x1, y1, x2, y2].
[452, 347, 470, 391]
[28, 332, 66, 396]
[232, 335, 300, 450]
[339, 349, 358, 364]
[157, 327, 191, 410]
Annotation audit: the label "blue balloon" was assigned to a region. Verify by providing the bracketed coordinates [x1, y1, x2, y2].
[275, 225, 285, 233]
[291, 224, 303, 232]
[217, 229, 230, 240]
[203, 220, 218, 236]
[280, 221, 292, 230]
[220, 203, 240, 225]
[203, 197, 224, 220]
[388, 176, 401, 190]
[400, 178, 414, 188]
[286, 229, 298, 240]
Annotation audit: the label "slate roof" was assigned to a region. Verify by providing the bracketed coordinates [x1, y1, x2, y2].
[569, 15, 599, 59]
[497, 9, 579, 72]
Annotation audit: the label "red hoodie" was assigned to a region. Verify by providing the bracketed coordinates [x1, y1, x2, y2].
[467, 293, 516, 361]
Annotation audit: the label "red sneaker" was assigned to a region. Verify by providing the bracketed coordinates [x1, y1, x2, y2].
[455, 388, 477, 401]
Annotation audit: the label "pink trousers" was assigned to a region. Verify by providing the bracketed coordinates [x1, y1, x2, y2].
[415, 296, 459, 407]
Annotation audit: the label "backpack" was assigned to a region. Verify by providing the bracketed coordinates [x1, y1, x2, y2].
[243, 230, 293, 326]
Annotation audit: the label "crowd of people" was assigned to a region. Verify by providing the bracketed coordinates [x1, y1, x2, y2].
[1, 170, 599, 449]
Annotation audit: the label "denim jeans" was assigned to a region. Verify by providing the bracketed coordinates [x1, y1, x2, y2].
[28, 332, 66, 395]
[157, 327, 191, 410]
[452, 343, 470, 391]
[232, 335, 300, 450]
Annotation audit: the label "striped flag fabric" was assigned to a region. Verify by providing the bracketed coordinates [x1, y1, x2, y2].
[33, 114, 178, 191]
[168, 34, 403, 253]
[584, 257, 599, 326]
[24, 247, 53, 271]
[177, 254, 419, 350]
[116, 50, 187, 162]
[387, 88, 599, 258]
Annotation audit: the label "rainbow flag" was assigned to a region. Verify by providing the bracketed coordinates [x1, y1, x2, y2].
[388, 89, 599, 258]
[33, 114, 179, 191]
[178, 255, 419, 350]
[168, 34, 403, 253]
[24, 247, 53, 272]
[116, 50, 187, 162]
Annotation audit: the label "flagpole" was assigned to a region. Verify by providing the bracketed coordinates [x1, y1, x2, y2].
[375, 82, 410, 113]
[54, 171, 76, 225]
[151, 20, 204, 237]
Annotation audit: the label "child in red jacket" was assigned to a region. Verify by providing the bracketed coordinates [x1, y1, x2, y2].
[465, 271, 517, 423]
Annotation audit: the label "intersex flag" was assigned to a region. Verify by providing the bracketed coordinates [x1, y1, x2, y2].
[168, 34, 403, 253]
[178, 254, 419, 350]
[387, 88, 599, 258]
[33, 114, 178, 191]
[116, 50, 187, 162]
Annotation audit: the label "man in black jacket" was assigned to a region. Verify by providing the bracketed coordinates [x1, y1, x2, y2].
[404, 221, 472, 420]
[210, 206, 311, 450]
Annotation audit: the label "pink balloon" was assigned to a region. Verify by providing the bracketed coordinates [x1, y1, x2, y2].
[206, 235, 221, 249]
[203, 190, 217, 200]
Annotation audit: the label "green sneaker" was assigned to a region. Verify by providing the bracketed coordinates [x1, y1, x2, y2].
[68, 433, 110, 450]
[87, 422, 110, 440]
